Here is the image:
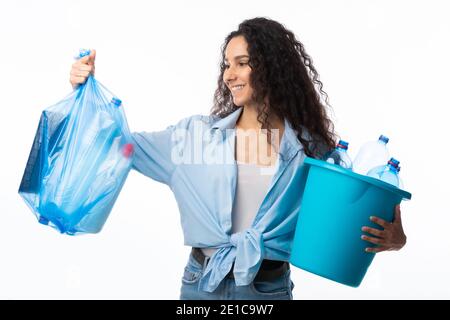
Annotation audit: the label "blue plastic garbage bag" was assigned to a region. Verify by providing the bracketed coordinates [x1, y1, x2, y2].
[19, 51, 134, 235]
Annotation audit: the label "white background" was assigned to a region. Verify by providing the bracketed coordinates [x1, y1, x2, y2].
[0, 0, 449, 299]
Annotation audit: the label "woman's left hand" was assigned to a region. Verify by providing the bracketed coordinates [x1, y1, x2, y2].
[361, 205, 406, 253]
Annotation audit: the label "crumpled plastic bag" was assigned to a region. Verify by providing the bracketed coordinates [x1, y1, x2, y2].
[19, 50, 134, 235]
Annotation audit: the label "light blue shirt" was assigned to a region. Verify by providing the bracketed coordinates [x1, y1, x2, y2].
[131, 108, 310, 292]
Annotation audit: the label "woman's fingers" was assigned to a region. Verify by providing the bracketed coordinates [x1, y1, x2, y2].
[365, 246, 388, 253]
[70, 50, 96, 88]
[71, 70, 90, 78]
[394, 205, 402, 223]
[370, 216, 391, 229]
[88, 49, 96, 65]
[77, 65, 94, 72]
[362, 226, 384, 237]
[72, 62, 93, 72]
[361, 235, 383, 245]
[70, 76, 86, 87]
[361, 207, 405, 254]
[78, 55, 89, 63]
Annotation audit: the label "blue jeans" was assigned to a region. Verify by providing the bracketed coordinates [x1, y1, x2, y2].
[180, 252, 295, 300]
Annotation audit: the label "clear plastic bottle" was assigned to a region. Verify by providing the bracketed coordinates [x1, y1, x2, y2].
[324, 140, 353, 169]
[109, 97, 125, 128]
[114, 143, 134, 174]
[352, 135, 390, 175]
[396, 166, 404, 189]
[367, 157, 403, 188]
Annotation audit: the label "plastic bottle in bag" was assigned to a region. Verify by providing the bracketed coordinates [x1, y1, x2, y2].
[324, 140, 353, 169]
[69, 142, 134, 233]
[19, 49, 135, 235]
[352, 135, 390, 175]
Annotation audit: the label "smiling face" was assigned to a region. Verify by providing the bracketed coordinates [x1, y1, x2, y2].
[223, 36, 255, 107]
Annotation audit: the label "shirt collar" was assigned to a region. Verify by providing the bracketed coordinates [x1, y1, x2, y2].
[211, 107, 243, 131]
[211, 107, 303, 162]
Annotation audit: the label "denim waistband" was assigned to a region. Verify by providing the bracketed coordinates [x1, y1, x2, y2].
[191, 247, 289, 282]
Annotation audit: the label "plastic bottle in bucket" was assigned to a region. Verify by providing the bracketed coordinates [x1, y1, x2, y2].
[324, 140, 352, 169]
[352, 135, 390, 175]
[289, 157, 411, 287]
[397, 167, 404, 189]
[368, 157, 403, 188]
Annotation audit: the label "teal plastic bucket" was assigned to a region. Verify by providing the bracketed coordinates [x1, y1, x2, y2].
[290, 157, 412, 287]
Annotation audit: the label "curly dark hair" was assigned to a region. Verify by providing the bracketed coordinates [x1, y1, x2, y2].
[211, 17, 336, 158]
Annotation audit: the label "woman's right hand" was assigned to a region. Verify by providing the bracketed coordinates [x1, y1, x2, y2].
[70, 49, 96, 89]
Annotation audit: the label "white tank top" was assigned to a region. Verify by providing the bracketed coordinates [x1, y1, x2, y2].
[201, 161, 275, 257]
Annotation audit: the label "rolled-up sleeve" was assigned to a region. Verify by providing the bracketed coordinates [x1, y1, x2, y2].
[131, 115, 206, 185]
[131, 126, 176, 185]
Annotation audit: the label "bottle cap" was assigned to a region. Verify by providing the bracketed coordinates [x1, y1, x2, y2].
[379, 135, 389, 144]
[38, 216, 49, 225]
[122, 143, 134, 158]
[388, 157, 400, 168]
[337, 140, 349, 150]
[111, 97, 122, 107]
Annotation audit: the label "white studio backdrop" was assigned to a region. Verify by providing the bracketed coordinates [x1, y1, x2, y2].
[0, 0, 448, 299]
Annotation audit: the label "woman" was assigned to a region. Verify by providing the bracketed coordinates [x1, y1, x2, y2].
[70, 17, 407, 300]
